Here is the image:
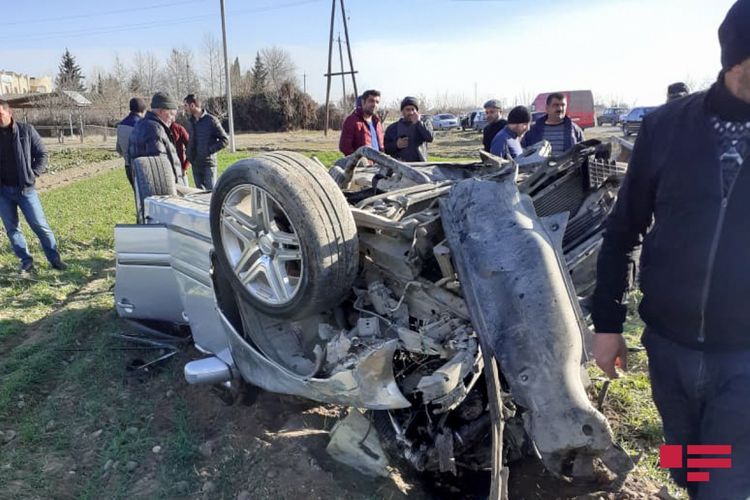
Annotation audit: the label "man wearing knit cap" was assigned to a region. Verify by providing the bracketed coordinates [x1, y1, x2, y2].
[666, 82, 690, 102]
[384, 96, 434, 162]
[116, 97, 146, 189]
[481, 99, 507, 152]
[489, 106, 531, 159]
[128, 91, 185, 192]
[593, 1, 750, 497]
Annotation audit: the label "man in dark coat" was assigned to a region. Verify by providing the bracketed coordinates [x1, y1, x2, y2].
[521, 92, 583, 155]
[116, 97, 146, 188]
[384, 96, 434, 162]
[184, 94, 228, 190]
[592, 1, 750, 497]
[128, 91, 185, 187]
[0, 100, 65, 273]
[481, 99, 507, 152]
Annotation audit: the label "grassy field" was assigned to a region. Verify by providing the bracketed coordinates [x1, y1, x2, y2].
[0, 138, 678, 498]
[48, 148, 119, 173]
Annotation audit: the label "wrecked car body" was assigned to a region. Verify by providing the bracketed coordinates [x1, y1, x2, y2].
[114, 140, 630, 496]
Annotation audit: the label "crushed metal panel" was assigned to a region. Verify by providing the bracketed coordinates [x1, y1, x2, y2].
[327, 409, 390, 477]
[440, 177, 622, 476]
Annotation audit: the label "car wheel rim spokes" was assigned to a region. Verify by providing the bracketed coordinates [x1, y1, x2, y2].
[220, 185, 303, 306]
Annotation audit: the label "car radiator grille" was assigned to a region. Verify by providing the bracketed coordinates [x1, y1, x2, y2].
[532, 171, 585, 219]
[562, 204, 607, 252]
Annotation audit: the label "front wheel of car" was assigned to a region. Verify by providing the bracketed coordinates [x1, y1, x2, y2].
[210, 152, 359, 320]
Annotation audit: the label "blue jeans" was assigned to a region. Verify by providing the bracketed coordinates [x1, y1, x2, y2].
[0, 185, 61, 265]
[643, 328, 750, 499]
[192, 164, 217, 191]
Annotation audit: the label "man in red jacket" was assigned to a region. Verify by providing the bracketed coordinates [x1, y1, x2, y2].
[338, 89, 384, 155]
[169, 121, 190, 186]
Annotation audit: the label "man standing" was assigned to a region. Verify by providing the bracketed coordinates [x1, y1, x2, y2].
[592, 1, 750, 498]
[170, 120, 190, 185]
[0, 100, 65, 273]
[128, 91, 185, 187]
[522, 93, 583, 155]
[489, 106, 531, 159]
[384, 96, 434, 162]
[339, 89, 384, 156]
[183, 94, 228, 190]
[115, 97, 146, 189]
[481, 99, 508, 152]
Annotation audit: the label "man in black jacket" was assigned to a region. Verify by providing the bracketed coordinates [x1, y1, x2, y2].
[184, 94, 228, 190]
[592, 1, 750, 497]
[481, 99, 507, 152]
[384, 96, 433, 162]
[0, 100, 65, 273]
[128, 92, 185, 187]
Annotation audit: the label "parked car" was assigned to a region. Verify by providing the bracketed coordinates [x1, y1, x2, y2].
[461, 109, 483, 130]
[597, 107, 628, 126]
[431, 113, 460, 130]
[531, 90, 595, 129]
[622, 106, 658, 136]
[115, 144, 632, 496]
[472, 110, 488, 131]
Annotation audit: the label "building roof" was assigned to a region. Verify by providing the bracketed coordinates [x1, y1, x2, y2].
[3, 90, 91, 109]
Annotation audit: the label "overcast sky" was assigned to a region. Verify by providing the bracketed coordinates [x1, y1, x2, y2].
[0, 0, 736, 108]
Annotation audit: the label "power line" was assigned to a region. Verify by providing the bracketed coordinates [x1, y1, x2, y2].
[1, 0, 324, 43]
[4, 0, 205, 26]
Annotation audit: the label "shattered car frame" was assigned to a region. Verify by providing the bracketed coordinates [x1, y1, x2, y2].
[115, 140, 631, 497]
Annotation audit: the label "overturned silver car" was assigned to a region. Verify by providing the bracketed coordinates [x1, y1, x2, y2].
[115, 141, 631, 497]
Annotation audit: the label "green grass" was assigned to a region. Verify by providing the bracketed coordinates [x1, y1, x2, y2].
[48, 148, 119, 173]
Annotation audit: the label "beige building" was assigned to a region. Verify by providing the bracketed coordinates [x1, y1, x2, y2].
[0, 71, 53, 96]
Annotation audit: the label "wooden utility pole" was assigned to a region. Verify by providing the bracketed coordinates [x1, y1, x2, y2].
[323, 0, 359, 135]
[339, 0, 358, 98]
[337, 34, 347, 102]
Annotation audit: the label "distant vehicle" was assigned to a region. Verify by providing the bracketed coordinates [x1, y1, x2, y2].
[531, 90, 595, 129]
[597, 107, 629, 126]
[461, 109, 483, 130]
[622, 106, 658, 136]
[432, 113, 460, 130]
[472, 111, 488, 131]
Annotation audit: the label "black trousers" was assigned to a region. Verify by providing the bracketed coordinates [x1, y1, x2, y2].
[643, 328, 750, 500]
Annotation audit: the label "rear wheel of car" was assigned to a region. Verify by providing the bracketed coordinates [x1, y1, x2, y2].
[210, 151, 359, 320]
[132, 156, 177, 223]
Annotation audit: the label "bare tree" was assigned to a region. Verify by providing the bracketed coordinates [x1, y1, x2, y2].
[110, 55, 131, 116]
[132, 51, 162, 96]
[201, 33, 225, 98]
[163, 47, 200, 100]
[511, 89, 535, 108]
[431, 91, 471, 114]
[260, 46, 297, 91]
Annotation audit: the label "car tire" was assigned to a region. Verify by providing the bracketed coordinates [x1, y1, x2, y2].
[210, 151, 359, 320]
[132, 156, 177, 223]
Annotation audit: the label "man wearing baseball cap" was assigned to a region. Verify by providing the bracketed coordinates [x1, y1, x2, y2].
[593, 1, 750, 497]
[384, 96, 434, 162]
